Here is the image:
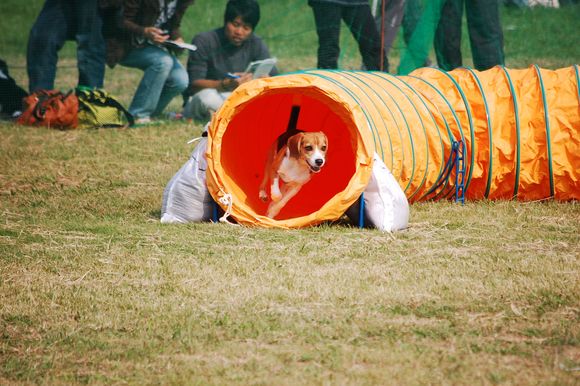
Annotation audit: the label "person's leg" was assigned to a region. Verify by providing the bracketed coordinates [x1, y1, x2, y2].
[152, 57, 189, 117]
[434, 0, 464, 71]
[120, 45, 177, 119]
[182, 89, 231, 122]
[26, 0, 69, 92]
[465, 0, 504, 71]
[343, 4, 387, 71]
[376, 0, 406, 58]
[309, 3, 342, 69]
[73, 0, 106, 88]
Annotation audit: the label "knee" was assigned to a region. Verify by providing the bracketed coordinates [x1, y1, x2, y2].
[183, 89, 224, 120]
[196, 89, 224, 109]
[174, 69, 189, 93]
[153, 54, 175, 73]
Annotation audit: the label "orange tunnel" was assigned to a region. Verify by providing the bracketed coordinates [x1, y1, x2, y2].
[205, 66, 580, 228]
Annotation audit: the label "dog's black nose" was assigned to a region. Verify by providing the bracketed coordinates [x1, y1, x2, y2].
[315, 158, 324, 166]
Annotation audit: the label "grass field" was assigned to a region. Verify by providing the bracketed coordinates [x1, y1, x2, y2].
[1, 1, 579, 385]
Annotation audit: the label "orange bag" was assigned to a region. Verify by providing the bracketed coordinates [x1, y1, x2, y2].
[17, 90, 78, 129]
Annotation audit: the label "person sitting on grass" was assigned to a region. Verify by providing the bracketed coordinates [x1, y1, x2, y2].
[104, 0, 194, 125]
[182, 0, 278, 123]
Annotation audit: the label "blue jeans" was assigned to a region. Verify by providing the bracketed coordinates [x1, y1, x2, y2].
[120, 45, 189, 119]
[27, 0, 105, 92]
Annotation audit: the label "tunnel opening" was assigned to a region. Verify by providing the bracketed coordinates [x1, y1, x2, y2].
[217, 87, 361, 221]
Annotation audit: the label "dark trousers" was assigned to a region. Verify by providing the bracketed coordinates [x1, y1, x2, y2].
[434, 0, 504, 71]
[310, 3, 388, 72]
[374, 0, 405, 57]
[26, 0, 105, 92]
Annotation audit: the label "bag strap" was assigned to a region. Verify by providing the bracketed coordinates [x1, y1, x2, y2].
[32, 90, 63, 121]
[77, 89, 134, 127]
[101, 94, 135, 127]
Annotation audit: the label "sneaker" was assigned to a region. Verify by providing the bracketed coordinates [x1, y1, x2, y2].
[132, 117, 158, 127]
[166, 112, 184, 120]
[135, 117, 152, 124]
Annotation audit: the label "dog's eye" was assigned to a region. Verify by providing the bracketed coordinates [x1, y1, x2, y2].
[321, 146, 327, 151]
[304, 145, 313, 151]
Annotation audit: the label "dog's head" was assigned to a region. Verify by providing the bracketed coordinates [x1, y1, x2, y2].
[287, 131, 328, 173]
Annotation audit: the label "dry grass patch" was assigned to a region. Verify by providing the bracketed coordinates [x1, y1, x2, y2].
[1, 121, 579, 384]
[2, 2, 580, 383]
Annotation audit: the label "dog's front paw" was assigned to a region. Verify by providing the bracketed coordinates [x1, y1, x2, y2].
[270, 181, 282, 202]
[270, 191, 282, 202]
[259, 189, 268, 202]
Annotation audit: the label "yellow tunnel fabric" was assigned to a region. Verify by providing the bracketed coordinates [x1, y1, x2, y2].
[206, 66, 579, 228]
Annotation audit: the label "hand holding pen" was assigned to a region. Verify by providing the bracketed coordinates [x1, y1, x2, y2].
[144, 27, 169, 44]
[221, 72, 253, 91]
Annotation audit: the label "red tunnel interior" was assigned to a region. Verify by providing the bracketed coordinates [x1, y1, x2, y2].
[219, 90, 358, 220]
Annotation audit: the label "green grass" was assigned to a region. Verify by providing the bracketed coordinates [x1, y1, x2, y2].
[1, 1, 580, 385]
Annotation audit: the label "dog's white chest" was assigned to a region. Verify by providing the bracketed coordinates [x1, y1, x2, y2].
[278, 157, 312, 184]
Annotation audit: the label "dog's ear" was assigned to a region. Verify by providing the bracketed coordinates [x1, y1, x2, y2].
[287, 133, 303, 158]
[320, 132, 328, 151]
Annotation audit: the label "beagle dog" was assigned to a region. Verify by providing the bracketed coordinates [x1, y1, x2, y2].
[259, 130, 328, 218]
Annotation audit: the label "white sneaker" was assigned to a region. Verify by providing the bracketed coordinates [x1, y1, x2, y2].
[135, 117, 152, 124]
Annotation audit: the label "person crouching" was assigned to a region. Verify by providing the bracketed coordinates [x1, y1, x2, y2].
[105, 0, 194, 125]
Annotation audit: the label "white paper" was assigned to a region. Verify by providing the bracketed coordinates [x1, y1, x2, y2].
[244, 57, 277, 78]
[164, 40, 197, 52]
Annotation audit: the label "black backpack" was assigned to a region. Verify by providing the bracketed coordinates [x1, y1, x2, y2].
[0, 59, 28, 118]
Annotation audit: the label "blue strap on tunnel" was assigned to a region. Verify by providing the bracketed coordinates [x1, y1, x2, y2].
[454, 140, 466, 204]
[212, 200, 219, 223]
[358, 192, 365, 228]
[421, 139, 466, 203]
[434, 68, 475, 195]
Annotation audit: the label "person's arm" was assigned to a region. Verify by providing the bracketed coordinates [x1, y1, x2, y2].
[121, 0, 146, 36]
[186, 31, 252, 95]
[167, 0, 195, 41]
[189, 73, 252, 95]
[121, 0, 169, 43]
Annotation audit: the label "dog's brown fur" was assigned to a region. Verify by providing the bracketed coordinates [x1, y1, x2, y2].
[259, 131, 328, 218]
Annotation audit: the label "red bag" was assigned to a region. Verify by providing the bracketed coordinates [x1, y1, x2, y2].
[17, 90, 79, 129]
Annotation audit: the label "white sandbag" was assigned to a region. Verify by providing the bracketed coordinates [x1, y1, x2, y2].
[346, 153, 409, 232]
[160, 137, 213, 223]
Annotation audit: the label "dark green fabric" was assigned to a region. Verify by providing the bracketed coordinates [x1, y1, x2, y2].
[398, 0, 445, 75]
[398, 0, 504, 74]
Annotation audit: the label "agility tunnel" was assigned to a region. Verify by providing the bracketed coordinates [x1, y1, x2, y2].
[205, 65, 580, 229]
